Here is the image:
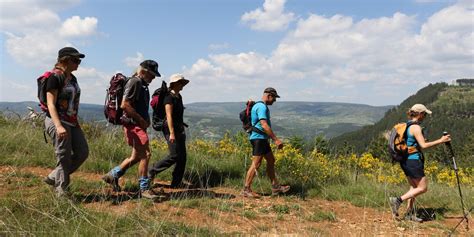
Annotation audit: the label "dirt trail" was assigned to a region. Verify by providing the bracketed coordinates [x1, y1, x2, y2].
[1, 165, 472, 236]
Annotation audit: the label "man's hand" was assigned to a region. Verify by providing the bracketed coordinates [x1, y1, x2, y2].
[138, 118, 149, 130]
[275, 138, 283, 150]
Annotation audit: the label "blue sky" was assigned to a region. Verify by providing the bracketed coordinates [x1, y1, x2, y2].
[1, 0, 472, 106]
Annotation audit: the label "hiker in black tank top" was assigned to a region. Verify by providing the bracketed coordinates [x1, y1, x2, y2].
[149, 74, 190, 188]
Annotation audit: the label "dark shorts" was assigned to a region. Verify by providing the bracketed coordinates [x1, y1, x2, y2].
[400, 159, 425, 178]
[250, 139, 271, 156]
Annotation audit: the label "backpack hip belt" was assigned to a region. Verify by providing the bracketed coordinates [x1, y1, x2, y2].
[407, 146, 418, 154]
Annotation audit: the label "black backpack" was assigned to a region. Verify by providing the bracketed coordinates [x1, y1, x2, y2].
[239, 100, 265, 135]
[150, 81, 169, 131]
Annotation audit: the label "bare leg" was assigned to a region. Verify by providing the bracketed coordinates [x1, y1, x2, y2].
[401, 177, 428, 201]
[244, 156, 263, 188]
[264, 151, 278, 186]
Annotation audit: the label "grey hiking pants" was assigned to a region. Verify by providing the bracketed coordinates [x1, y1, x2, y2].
[45, 117, 89, 192]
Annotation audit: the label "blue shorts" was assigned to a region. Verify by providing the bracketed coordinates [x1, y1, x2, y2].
[400, 159, 425, 178]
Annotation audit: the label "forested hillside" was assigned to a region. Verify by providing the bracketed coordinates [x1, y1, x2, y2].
[330, 83, 474, 165]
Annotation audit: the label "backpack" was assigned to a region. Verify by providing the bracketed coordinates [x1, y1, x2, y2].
[37, 69, 65, 112]
[239, 100, 265, 135]
[388, 121, 419, 162]
[104, 73, 128, 125]
[150, 81, 169, 131]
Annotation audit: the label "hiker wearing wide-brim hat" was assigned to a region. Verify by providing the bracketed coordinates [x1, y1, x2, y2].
[242, 87, 289, 198]
[149, 74, 190, 188]
[41, 46, 89, 198]
[389, 103, 450, 222]
[102, 60, 163, 199]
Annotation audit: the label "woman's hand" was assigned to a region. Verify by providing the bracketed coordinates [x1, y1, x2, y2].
[169, 133, 176, 144]
[56, 125, 68, 140]
[440, 134, 451, 143]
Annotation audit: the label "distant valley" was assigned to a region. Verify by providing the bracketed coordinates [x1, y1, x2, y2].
[0, 101, 391, 140]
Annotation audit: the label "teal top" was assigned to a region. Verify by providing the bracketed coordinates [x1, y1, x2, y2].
[406, 124, 421, 160]
[249, 101, 270, 140]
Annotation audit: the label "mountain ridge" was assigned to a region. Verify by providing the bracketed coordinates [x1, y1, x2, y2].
[0, 101, 391, 139]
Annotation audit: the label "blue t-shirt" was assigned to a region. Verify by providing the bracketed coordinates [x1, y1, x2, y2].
[249, 101, 270, 140]
[406, 125, 421, 160]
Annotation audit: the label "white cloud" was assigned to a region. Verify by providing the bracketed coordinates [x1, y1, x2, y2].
[241, 0, 295, 32]
[74, 67, 111, 104]
[59, 16, 98, 38]
[0, 0, 99, 69]
[185, 1, 473, 105]
[124, 52, 144, 68]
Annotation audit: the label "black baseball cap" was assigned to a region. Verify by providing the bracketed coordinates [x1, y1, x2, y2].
[264, 87, 280, 98]
[140, 60, 161, 77]
[58, 47, 85, 58]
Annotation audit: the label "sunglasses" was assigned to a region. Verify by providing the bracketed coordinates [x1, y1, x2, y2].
[71, 57, 81, 64]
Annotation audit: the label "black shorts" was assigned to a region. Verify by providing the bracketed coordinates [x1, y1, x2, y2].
[400, 159, 425, 178]
[250, 139, 271, 156]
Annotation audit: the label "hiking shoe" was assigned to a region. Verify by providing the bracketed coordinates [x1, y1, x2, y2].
[102, 173, 121, 192]
[170, 181, 193, 189]
[404, 214, 423, 222]
[271, 184, 290, 196]
[55, 188, 71, 199]
[140, 189, 162, 199]
[43, 176, 55, 186]
[241, 188, 260, 198]
[389, 197, 401, 217]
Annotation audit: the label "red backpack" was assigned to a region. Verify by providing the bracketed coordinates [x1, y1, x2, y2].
[37, 69, 64, 112]
[104, 73, 128, 125]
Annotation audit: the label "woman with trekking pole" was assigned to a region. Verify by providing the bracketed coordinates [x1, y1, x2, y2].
[389, 104, 451, 222]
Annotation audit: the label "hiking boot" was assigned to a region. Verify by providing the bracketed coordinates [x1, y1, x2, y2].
[271, 184, 290, 196]
[389, 197, 401, 217]
[140, 189, 162, 199]
[404, 213, 423, 222]
[55, 188, 71, 199]
[241, 188, 260, 198]
[43, 176, 55, 186]
[102, 173, 121, 192]
[170, 181, 193, 189]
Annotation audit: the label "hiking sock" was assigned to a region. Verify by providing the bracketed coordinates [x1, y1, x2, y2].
[111, 166, 124, 178]
[139, 176, 150, 191]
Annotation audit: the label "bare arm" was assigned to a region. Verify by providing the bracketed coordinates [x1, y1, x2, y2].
[411, 125, 451, 149]
[260, 119, 283, 149]
[121, 99, 148, 129]
[46, 90, 67, 139]
[165, 103, 176, 143]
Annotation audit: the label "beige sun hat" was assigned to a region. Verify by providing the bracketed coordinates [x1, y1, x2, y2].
[169, 73, 189, 86]
[410, 104, 432, 114]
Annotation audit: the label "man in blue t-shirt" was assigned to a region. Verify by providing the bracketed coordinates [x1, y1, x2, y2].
[242, 87, 290, 198]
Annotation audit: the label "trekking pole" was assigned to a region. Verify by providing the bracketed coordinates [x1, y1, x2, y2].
[443, 132, 469, 233]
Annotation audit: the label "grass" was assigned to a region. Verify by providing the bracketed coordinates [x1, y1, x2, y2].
[307, 210, 337, 222]
[0, 117, 472, 235]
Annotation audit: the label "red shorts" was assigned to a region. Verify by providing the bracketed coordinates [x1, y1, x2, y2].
[123, 125, 149, 147]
